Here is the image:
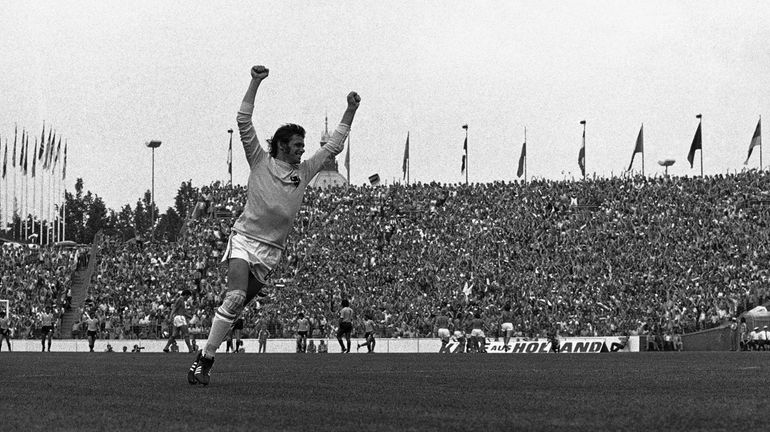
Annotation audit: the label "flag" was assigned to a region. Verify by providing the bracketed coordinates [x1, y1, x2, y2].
[2, 140, 7, 179]
[39, 124, 46, 162]
[344, 136, 350, 174]
[20, 131, 25, 169]
[627, 124, 644, 171]
[32, 138, 38, 177]
[23, 133, 29, 175]
[44, 131, 55, 169]
[62, 141, 68, 180]
[227, 138, 232, 175]
[461, 155, 466, 174]
[687, 123, 702, 168]
[402, 132, 409, 179]
[53, 137, 61, 168]
[517, 141, 526, 178]
[12, 126, 17, 168]
[744, 118, 761, 165]
[368, 173, 380, 186]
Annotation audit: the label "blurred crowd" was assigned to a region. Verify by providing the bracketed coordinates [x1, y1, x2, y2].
[3, 171, 770, 342]
[0, 242, 85, 338]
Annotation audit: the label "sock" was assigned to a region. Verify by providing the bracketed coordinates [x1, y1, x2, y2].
[204, 313, 234, 358]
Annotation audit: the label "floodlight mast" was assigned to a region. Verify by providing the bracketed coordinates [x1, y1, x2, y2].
[145, 140, 162, 238]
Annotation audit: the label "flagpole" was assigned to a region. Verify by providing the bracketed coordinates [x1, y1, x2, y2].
[13, 132, 17, 241]
[760, 115, 763, 171]
[227, 129, 233, 185]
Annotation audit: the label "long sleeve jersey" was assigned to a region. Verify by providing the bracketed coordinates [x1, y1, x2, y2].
[232, 101, 349, 249]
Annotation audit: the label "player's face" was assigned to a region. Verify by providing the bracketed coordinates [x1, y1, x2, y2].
[282, 135, 305, 164]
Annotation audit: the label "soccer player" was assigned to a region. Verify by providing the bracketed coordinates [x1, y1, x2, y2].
[83, 310, 100, 352]
[434, 309, 452, 350]
[164, 289, 194, 353]
[257, 325, 269, 354]
[0, 311, 11, 351]
[470, 311, 487, 353]
[357, 312, 376, 353]
[189, 64, 360, 385]
[501, 303, 514, 347]
[336, 299, 354, 353]
[452, 311, 466, 353]
[39, 306, 55, 352]
[296, 312, 310, 353]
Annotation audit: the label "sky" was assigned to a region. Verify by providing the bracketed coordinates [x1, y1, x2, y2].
[1, 0, 769, 216]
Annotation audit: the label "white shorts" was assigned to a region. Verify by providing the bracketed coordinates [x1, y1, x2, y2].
[173, 315, 188, 327]
[501, 322, 514, 332]
[222, 232, 283, 284]
[471, 329, 485, 338]
[437, 328, 451, 340]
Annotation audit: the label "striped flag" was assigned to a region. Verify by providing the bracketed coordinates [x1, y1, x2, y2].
[23, 132, 29, 175]
[53, 137, 61, 168]
[627, 124, 644, 171]
[744, 118, 761, 165]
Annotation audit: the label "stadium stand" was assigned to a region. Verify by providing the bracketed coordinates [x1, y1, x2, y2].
[3, 172, 770, 346]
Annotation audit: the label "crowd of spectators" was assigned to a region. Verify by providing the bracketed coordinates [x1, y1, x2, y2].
[4, 171, 770, 343]
[0, 242, 85, 338]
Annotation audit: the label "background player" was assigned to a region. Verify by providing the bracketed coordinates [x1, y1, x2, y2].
[357, 312, 376, 353]
[501, 303, 514, 348]
[434, 309, 452, 350]
[336, 299, 354, 353]
[189, 64, 360, 384]
[83, 309, 100, 352]
[164, 289, 194, 353]
[0, 311, 11, 351]
[39, 306, 55, 352]
[296, 312, 310, 353]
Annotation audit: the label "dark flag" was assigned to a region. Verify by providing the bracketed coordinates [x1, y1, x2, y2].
[19, 131, 25, 169]
[461, 154, 466, 174]
[227, 137, 232, 175]
[627, 124, 644, 171]
[344, 135, 350, 174]
[12, 126, 17, 168]
[744, 118, 761, 165]
[32, 138, 37, 177]
[53, 137, 61, 167]
[39, 124, 46, 162]
[516, 141, 526, 178]
[402, 132, 409, 180]
[23, 133, 29, 175]
[62, 141, 68, 180]
[368, 173, 380, 186]
[2, 140, 7, 179]
[687, 123, 702, 168]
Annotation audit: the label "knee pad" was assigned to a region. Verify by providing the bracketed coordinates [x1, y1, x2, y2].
[218, 290, 247, 319]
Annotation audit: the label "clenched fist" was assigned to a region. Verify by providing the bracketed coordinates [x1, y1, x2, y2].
[347, 92, 361, 110]
[251, 65, 269, 81]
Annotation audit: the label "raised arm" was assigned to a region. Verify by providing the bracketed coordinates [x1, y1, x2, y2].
[313, 92, 361, 158]
[237, 65, 270, 167]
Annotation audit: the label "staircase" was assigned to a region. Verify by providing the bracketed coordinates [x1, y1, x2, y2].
[59, 230, 103, 337]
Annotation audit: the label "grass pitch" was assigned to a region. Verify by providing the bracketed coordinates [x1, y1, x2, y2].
[0, 352, 766, 431]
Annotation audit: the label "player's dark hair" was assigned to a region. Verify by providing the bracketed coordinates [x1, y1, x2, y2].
[270, 124, 305, 157]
